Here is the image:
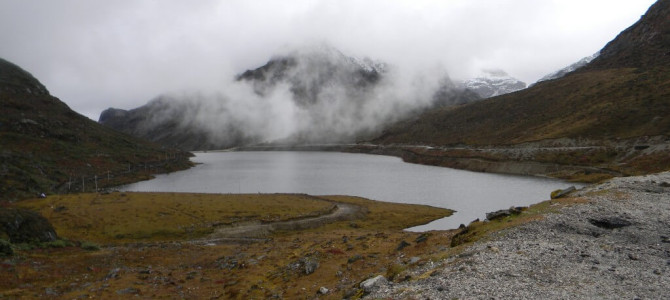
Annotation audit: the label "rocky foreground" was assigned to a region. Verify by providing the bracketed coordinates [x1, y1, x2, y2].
[366, 172, 670, 299]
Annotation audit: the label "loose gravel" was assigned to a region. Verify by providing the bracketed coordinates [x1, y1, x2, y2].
[366, 172, 670, 299]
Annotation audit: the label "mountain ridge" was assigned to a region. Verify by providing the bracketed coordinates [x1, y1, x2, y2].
[369, 0, 670, 180]
[0, 58, 193, 201]
[100, 47, 478, 150]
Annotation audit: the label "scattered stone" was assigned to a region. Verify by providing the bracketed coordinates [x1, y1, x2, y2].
[318, 286, 329, 294]
[660, 182, 670, 188]
[116, 287, 140, 295]
[44, 287, 59, 296]
[360, 275, 388, 293]
[415, 233, 429, 244]
[551, 186, 576, 199]
[105, 268, 121, 280]
[396, 241, 410, 251]
[409, 257, 421, 264]
[486, 206, 525, 221]
[588, 217, 632, 229]
[628, 253, 640, 261]
[348, 254, 363, 263]
[302, 257, 319, 275]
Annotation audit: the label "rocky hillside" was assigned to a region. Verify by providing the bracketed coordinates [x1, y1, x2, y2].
[100, 46, 477, 150]
[374, 0, 669, 146]
[536, 52, 599, 83]
[370, 0, 670, 179]
[0, 58, 193, 201]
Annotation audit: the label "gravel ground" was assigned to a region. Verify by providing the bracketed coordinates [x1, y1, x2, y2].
[366, 172, 670, 299]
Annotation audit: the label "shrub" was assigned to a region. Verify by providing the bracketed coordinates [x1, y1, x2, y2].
[80, 241, 100, 251]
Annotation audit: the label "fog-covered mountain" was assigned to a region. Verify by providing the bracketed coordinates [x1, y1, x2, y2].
[536, 52, 600, 83]
[373, 0, 670, 147]
[459, 69, 527, 98]
[100, 46, 476, 150]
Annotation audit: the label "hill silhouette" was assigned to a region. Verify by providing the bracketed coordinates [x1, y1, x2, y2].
[0, 58, 192, 201]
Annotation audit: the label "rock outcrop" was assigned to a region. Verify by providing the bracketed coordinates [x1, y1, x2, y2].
[0, 208, 57, 243]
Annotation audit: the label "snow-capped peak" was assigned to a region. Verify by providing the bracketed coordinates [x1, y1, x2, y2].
[460, 69, 527, 98]
[537, 51, 600, 83]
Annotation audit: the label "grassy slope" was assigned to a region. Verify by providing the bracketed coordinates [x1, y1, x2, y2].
[372, 0, 670, 176]
[0, 60, 193, 201]
[374, 0, 670, 181]
[375, 67, 670, 146]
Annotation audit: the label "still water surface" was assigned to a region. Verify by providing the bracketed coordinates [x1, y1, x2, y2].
[120, 152, 580, 230]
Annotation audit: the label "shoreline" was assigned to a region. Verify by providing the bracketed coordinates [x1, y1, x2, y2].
[365, 171, 670, 299]
[232, 136, 670, 183]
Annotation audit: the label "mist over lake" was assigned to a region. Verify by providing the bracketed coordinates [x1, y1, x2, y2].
[120, 152, 579, 230]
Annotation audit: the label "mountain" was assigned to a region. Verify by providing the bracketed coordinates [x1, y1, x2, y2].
[536, 52, 599, 83]
[0, 58, 192, 201]
[460, 69, 527, 98]
[236, 47, 385, 107]
[372, 0, 670, 177]
[99, 94, 258, 151]
[100, 46, 475, 150]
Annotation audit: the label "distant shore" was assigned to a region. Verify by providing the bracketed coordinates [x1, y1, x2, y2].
[231, 136, 670, 183]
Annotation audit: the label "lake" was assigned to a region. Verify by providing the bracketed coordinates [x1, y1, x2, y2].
[120, 151, 580, 231]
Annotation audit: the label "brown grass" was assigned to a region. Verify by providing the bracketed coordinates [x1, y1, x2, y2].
[15, 192, 336, 244]
[3, 193, 454, 299]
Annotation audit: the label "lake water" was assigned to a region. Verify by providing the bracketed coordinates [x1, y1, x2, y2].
[120, 151, 580, 231]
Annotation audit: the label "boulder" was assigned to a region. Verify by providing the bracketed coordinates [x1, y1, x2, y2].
[0, 208, 57, 243]
[302, 257, 319, 275]
[360, 275, 388, 293]
[396, 240, 410, 251]
[588, 217, 632, 229]
[486, 206, 525, 221]
[551, 186, 576, 199]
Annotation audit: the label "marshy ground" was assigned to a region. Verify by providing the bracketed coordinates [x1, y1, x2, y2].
[1, 192, 453, 299]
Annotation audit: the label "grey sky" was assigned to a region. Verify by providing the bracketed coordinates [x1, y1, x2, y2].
[0, 0, 657, 120]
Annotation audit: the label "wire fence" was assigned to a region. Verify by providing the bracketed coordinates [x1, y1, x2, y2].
[61, 152, 189, 193]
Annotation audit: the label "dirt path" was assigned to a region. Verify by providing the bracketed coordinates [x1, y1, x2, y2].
[198, 200, 364, 244]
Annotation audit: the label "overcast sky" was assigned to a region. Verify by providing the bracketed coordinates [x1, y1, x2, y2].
[0, 0, 657, 120]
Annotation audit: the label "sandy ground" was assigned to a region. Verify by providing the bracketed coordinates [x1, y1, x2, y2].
[366, 172, 670, 299]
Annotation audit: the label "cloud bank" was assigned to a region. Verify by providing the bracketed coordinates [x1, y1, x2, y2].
[0, 0, 657, 119]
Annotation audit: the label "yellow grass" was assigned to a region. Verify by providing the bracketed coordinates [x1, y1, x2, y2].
[16, 192, 336, 243]
[4, 193, 456, 299]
